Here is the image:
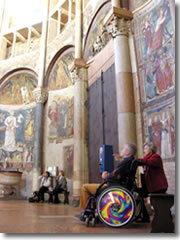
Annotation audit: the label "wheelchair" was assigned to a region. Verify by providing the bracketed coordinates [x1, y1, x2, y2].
[81, 160, 144, 228]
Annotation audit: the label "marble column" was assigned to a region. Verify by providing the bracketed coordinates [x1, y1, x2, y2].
[32, 88, 48, 191]
[112, 0, 121, 8]
[128, 32, 144, 187]
[70, 59, 88, 206]
[31, 0, 49, 191]
[38, 0, 49, 88]
[105, 8, 136, 151]
[128, 32, 144, 157]
[75, 0, 82, 59]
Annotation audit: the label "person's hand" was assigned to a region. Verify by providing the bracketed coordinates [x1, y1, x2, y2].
[102, 171, 110, 179]
[113, 153, 121, 161]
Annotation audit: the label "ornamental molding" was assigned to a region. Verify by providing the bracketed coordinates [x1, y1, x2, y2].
[32, 87, 48, 104]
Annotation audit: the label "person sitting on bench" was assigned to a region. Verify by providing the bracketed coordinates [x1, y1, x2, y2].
[38, 171, 51, 203]
[49, 170, 67, 204]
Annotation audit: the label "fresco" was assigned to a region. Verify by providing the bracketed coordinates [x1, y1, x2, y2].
[83, 2, 111, 61]
[63, 145, 73, 179]
[134, 0, 175, 104]
[82, 0, 109, 41]
[48, 52, 75, 91]
[48, 96, 74, 143]
[0, 73, 37, 105]
[143, 101, 175, 160]
[133, 0, 175, 162]
[129, 0, 149, 11]
[0, 108, 35, 170]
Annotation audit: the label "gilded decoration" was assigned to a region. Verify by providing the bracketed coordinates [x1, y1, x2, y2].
[0, 73, 37, 105]
[48, 96, 74, 143]
[48, 52, 75, 90]
[0, 108, 35, 171]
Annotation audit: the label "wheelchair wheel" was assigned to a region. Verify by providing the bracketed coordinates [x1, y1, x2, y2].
[97, 186, 135, 228]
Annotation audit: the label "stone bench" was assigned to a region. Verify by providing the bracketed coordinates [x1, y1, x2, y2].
[46, 190, 69, 204]
[149, 193, 175, 233]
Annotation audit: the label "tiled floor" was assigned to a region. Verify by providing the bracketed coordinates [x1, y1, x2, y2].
[0, 200, 152, 234]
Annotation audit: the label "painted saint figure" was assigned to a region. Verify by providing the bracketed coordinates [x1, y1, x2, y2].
[2, 111, 18, 152]
[48, 100, 58, 138]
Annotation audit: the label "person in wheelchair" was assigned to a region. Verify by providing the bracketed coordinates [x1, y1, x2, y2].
[77, 143, 138, 224]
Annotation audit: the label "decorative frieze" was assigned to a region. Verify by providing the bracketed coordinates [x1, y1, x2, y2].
[32, 87, 48, 104]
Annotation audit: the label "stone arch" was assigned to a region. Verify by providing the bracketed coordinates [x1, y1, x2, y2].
[83, 0, 111, 61]
[0, 68, 38, 105]
[45, 45, 75, 90]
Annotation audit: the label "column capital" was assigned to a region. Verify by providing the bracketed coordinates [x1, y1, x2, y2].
[32, 87, 48, 104]
[70, 58, 88, 84]
[104, 7, 133, 37]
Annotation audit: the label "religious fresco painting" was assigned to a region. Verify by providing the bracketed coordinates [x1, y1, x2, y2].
[134, 0, 175, 161]
[0, 108, 35, 170]
[83, 0, 109, 41]
[63, 145, 73, 179]
[134, 0, 175, 103]
[143, 101, 175, 161]
[48, 51, 75, 91]
[0, 73, 37, 105]
[139, 44, 175, 104]
[83, 2, 111, 61]
[48, 96, 74, 143]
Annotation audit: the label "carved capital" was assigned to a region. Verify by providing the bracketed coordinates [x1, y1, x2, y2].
[32, 87, 48, 104]
[106, 16, 131, 37]
[70, 59, 88, 84]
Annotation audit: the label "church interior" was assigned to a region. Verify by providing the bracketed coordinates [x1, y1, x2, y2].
[0, 0, 175, 234]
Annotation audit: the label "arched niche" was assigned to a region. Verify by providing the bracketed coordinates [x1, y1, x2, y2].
[0, 68, 38, 176]
[83, 1, 111, 61]
[0, 68, 38, 105]
[46, 46, 75, 91]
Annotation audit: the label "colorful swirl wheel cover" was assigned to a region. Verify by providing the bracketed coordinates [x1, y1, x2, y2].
[97, 188, 135, 227]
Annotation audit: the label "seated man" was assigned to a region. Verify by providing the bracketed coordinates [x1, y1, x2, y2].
[49, 170, 67, 204]
[79, 143, 137, 210]
[38, 171, 51, 203]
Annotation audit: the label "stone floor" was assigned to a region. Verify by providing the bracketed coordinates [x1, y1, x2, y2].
[0, 200, 152, 234]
